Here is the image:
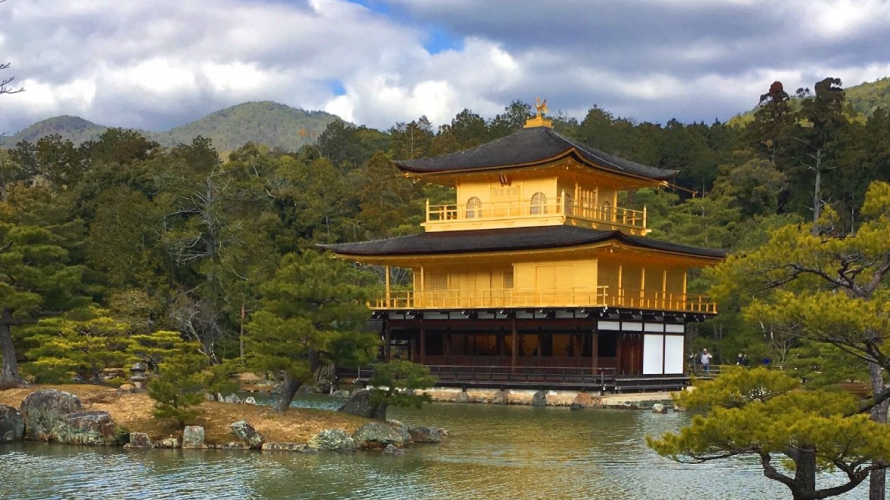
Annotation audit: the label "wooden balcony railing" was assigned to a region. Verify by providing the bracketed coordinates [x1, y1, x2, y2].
[425, 196, 647, 231]
[372, 287, 717, 313]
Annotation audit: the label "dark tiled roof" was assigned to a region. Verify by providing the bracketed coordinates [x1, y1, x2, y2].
[323, 226, 725, 259]
[394, 127, 677, 181]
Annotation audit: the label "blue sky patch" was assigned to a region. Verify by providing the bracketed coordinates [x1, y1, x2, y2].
[327, 79, 347, 96]
[425, 26, 464, 54]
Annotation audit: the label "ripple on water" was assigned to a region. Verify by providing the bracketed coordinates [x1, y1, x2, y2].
[0, 400, 872, 500]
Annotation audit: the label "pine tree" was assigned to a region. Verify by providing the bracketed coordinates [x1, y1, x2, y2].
[246, 251, 378, 412]
[368, 360, 436, 420]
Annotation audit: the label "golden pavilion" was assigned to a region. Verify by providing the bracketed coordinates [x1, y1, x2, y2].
[327, 103, 724, 391]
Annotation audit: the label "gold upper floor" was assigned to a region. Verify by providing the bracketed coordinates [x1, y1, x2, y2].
[419, 157, 660, 236]
[369, 246, 718, 314]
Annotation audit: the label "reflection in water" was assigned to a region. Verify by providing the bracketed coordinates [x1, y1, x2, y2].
[0, 400, 867, 499]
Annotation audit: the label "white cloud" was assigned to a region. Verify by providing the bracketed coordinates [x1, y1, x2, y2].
[1, 0, 890, 135]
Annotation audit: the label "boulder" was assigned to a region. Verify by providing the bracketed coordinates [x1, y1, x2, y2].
[571, 393, 598, 410]
[127, 432, 152, 448]
[0, 405, 24, 442]
[308, 429, 356, 452]
[53, 411, 121, 445]
[117, 384, 135, 394]
[214, 442, 250, 450]
[569, 402, 584, 410]
[352, 422, 412, 450]
[156, 437, 181, 449]
[331, 390, 351, 399]
[407, 425, 443, 444]
[491, 390, 509, 405]
[382, 444, 405, 455]
[182, 426, 206, 449]
[243, 397, 257, 405]
[455, 391, 470, 404]
[531, 390, 547, 407]
[262, 442, 310, 452]
[20, 390, 83, 441]
[338, 390, 385, 419]
[652, 403, 667, 414]
[223, 394, 242, 404]
[230, 420, 265, 449]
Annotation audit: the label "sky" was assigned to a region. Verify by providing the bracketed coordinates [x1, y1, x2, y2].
[1, 0, 890, 134]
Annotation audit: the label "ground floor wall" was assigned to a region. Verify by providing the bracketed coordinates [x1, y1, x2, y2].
[381, 316, 687, 377]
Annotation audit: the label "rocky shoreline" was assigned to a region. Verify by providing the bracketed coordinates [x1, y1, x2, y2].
[416, 387, 676, 410]
[0, 388, 445, 454]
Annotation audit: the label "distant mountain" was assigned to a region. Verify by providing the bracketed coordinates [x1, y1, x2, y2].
[1, 115, 109, 146]
[845, 76, 890, 117]
[728, 76, 890, 127]
[1, 101, 340, 152]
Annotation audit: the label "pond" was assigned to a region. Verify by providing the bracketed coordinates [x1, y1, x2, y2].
[0, 397, 871, 499]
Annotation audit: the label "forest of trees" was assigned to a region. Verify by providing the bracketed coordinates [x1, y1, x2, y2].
[3, 76, 890, 495]
[1, 80, 890, 385]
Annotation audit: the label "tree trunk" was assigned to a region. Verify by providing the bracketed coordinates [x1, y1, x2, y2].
[868, 360, 887, 500]
[274, 372, 303, 413]
[811, 148, 823, 235]
[0, 319, 23, 386]
[793, 447, 817, 500]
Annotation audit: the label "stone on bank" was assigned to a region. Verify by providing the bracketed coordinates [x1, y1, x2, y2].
[20, 390, 83, 441]
[230, 420, 265, 449]
[308, 429, 355, 452]
[352, 422, 412, 450]
[0, 405, 24, 442]
[53, 410, 123, 445]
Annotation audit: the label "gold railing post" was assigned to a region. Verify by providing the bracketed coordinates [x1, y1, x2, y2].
[384, 265, 391, 308]
[643, 205, 648, 229]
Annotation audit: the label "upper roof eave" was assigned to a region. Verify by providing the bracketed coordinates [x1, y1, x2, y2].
[393, 127, 678, 182]
[321, 226, 726, 261]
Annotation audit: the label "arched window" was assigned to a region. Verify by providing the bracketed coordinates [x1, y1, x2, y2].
[530, 192, 547, 215]
[466, 197, 482, 219]
[601, 201, 612, 221]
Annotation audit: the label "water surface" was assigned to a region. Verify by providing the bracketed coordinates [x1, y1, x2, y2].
[0, 398, 870, 499]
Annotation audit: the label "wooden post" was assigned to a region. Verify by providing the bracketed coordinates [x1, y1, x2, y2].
[662, 269, 667, 309]
[616, 334, 623, 376]
[420, 320, 426, 365]
[445, 332, 451, 363]
[511, 318, 518, 373]
[383, 318, 391, 361]
[640, 267, 646, 308]
[591, 331, 599, 374]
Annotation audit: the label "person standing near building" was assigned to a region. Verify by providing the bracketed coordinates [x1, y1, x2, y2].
[700, 348, 713, 373]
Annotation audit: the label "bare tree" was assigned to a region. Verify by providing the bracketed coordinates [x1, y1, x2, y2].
[0, 63, 23, 95]
[1, 1, 24, 96]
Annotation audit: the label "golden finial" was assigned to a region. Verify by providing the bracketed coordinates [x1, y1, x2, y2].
[524, 97, 553, 128]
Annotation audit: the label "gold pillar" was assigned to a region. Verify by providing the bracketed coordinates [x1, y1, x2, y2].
[385, 265, 391, 307]
[419, 266, 425, 308]
[617, 264, 623, 307]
